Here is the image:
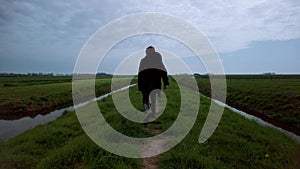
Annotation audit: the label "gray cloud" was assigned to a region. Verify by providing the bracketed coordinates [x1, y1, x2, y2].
[125, 0, 300, 52]
[1, 0, 299, 51]
[0, 0, 299, 73]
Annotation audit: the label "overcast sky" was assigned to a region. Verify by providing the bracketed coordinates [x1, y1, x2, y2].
[0, 0, 299, 74]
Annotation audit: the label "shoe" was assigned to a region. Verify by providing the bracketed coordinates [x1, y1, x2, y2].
[143, 110, 154, 123]
[150, 112, 156, 119]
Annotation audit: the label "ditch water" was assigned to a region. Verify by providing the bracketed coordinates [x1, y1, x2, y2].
[0, 84, 136, 140]
[0, 84, 299, 143]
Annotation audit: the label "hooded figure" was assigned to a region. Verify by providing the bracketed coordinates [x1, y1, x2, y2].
[138, 46, 169, 120]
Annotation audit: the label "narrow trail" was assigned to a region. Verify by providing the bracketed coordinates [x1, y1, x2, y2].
[141, 129, 165, 169]
[141, 96, 166, 169]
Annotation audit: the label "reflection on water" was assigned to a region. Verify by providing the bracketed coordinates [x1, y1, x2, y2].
[0, 106, 74, 140]
[0, 84, 136, 140]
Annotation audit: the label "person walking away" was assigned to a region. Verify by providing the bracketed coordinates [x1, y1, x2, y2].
[138, 46, 169, 122]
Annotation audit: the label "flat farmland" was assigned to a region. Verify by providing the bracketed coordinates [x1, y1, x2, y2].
[0, 76, 132, 120]
[0, 80, 299, 169]
[195, 75, 300, 134]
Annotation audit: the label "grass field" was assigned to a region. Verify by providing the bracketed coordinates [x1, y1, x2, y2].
[195, 75, 300, 133]
[0, 76, 134, 120]
[0, 80, 299, 169]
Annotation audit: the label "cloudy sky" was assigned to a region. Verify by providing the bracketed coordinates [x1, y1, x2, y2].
[0, 0, 299, 74]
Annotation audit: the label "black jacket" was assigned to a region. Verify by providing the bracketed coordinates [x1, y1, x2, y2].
[138, 50, 169, 92]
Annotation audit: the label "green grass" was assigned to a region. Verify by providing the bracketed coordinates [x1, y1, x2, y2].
[158, 98, 299, 169]
[0, 80, 299, 168]
[0, 76, 135, 119]
[0, 110, 140, 169]
[195, 75, 300, 130]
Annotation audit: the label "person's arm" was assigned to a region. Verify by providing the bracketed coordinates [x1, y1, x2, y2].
[157, 53, 169, 89]
[138, 71, 142, 91]
[138, 59, 145, 91]
[161, 70, 169, 89]
[161, 62, 169, 89]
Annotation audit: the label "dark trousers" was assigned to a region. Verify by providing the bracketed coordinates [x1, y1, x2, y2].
[142, 89, 160, 113]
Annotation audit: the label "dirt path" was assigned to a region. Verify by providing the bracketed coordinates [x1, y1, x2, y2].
[141, 130, 165, 169]
[141, 96, 166, 169]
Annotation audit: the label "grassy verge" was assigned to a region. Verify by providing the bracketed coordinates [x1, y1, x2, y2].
[0, 76, 135, 120]
[195, 75, 300, 132]
[0, 81, 299, 168]
[158, 97, 299, 169]
[0, 110, 140, 169]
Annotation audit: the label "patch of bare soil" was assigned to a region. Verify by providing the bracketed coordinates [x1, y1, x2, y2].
[141, 136, 166, 169]
[141, 97, 167, 169]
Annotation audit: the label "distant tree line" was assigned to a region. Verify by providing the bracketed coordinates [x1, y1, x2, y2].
[0, 72, 112, 77]
[0, 72, 57, 77]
